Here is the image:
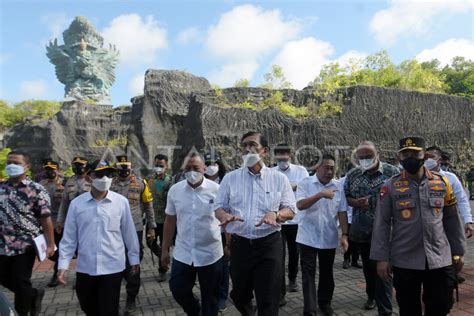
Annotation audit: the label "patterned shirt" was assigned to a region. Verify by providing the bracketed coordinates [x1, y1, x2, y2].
[0, 179, 51, 256]
[344, 162, 399, 243]
[147, 174, 172, 224]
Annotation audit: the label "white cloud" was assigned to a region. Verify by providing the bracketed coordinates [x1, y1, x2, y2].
[206, 4, 301, 61]
[177, 27, 202, 45]
[129, 73, 145, 96]
[335, 50, 368, 68]
[208, 62, 259, 87]
[20, 80, 48, 99]
[369, 0, 472, 45]
[41, 13, 70, 42]
[102, 14, 167, 66]
[416, 38, 474, 65]
[272, 37, 335, 89]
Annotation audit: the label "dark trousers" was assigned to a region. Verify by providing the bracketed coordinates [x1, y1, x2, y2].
[393, 265, 455, 316]
[154, 223, 167, 273]
[124, 230, 144, 299]
[281, 225, 299, 298]
[0, 248, 37, 315]
[218, 233, 230, 306]
[230, 232, 282, 316]
[169, 258, 223, 316]
[299, 244, 336, 316]
[76, 271, 123, 316]
[49, 230, 63, 275]
[343, 225, 359, 263]
[357, 242, 393, 314]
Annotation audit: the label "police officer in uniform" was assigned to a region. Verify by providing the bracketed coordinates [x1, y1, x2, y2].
[57, 157, 91, 232]
[39, 160, 64, 287]
[110, 155, 156, 313]
[370, 137, 466, 316]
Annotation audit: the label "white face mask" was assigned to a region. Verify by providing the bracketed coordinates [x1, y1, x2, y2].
[277, 160, 290, 170]
[205, 165, 219, 176]
[242, 153, 261, 168]
[424, 158, 438, 170]
[154, 167, 164, 175]
[185, 171, 203, 185]
[6, 164, 25, 177]
[92, 176, 113, 192]
[359, 158, 377, 170]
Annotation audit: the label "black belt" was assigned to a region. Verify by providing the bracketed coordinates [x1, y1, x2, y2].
[232, 231, 280, 246]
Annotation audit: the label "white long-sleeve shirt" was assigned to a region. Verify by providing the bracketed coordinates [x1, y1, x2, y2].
[59, 191, 140, 276]
[441, 170, 472, 224]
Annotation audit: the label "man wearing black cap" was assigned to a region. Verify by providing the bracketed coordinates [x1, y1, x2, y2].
[58, 160, 140, 316]
[57, 156, 91, 233]
[370, 137, 465, 316]
[110, 155, 156, 313]
[39, 160, 65, 287]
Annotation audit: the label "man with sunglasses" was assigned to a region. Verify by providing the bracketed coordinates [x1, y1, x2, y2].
[370, 137, 465, 316]
[58, 160, 140, 316]
[110, 155, 156, 313]
[57, 156, 91, 233]
[214, 131, 296, 316]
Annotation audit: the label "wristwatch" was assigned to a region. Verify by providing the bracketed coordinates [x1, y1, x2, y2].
[273, 211, 280, 222]
[452, 255, 461, 263]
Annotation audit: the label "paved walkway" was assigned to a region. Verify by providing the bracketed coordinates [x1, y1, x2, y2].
[2, 201, 474, 315]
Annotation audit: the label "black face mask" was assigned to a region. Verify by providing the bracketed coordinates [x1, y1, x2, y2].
[401, 157, 424, 174]
[118, 169, 131, 178]
[45, 170, 57, 179]
[73, 165, 86, 175]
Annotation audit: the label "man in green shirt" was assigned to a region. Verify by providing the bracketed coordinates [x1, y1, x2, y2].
[147, 154, 172, 282]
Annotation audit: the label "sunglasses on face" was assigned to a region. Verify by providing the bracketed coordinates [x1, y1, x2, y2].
[94, 169, 115, 178]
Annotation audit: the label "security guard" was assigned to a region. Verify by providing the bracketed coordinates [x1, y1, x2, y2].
[39, 160, 64, 287]
[57, 156, 91, 232]
[110, 155, 156, 313]
[370, 137, 465, 316]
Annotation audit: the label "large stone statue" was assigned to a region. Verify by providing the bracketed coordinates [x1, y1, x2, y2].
[46, 16, 119, 105]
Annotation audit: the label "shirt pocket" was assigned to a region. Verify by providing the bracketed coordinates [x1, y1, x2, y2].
[429, 198, 444, 217]
[265, 191, 282, 212]
[395, 199, 416, 221]
[107, 216, 121, 232]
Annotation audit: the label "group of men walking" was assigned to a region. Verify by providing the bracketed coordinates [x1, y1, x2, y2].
[0, 132, 471, 316]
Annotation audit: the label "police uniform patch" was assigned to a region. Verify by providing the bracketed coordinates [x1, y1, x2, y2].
[433, 208, 441, 216]
[394, 181, 409, 188]
[430, 185, 445, 191]
[396, 187, 410, 193]
[401, 209, 412, 219]
[380, 185, 389, 199]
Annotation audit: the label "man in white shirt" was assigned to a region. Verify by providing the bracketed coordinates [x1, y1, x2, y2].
[58, 160, 140, 316]
[214, 131, 296, 316]
[161, 153, 223, 316]
[272, 143, 309, 302]
[296, 154, 349, 316]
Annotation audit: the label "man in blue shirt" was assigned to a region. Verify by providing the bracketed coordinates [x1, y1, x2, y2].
[58, 160, 140, 316]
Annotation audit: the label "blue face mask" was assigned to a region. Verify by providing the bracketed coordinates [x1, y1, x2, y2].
[6, 164, 25, 177]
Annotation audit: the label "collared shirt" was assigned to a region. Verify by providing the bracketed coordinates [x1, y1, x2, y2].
[147, 174, 172, 224]
[110, 175, 156, 231]
[440, 170, 472, 224]
[344, 162, 399, 243]
[57, 176, 91, 224]
[370, 169, 466, 270]
[214, 166, 296, 239]
[58, 191, 140, 276]
[39, 178, 64, 227]
[295, 176, 345, 249]
[272, 163, 309, 225]
[166, 178, 223, 267]
[0, 179, 51, 256]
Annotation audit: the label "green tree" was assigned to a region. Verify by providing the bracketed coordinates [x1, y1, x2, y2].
[0, 99, 61, 129]
[441, 57, 474, 98]
[261, 64, 292, 89]
[234, 78, 250, 88]
[0, 148, 11, 180]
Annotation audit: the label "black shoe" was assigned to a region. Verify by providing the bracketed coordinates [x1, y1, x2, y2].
[30, 288, 45, 316]
[343, 259, 350, 269]
[288, 280, 299, 292]
[124, 296, 136, 314]
[352, 261, 363, 268]
[47, 274, 59, 287]
[319, 304, 334, 316]
[279, 296, 287, 307]
[157, 272, 167, 282]
[364, 298, 376, 310]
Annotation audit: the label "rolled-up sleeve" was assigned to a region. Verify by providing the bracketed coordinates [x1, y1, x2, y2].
[58, 202, 78, 270]
[214, 174, 231, 212]
[279, 176, 296, 212]
[121, 200, 140, 265]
